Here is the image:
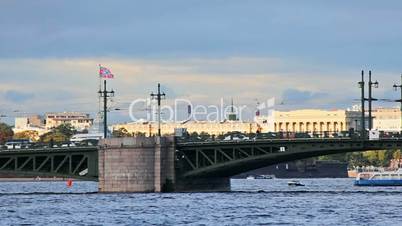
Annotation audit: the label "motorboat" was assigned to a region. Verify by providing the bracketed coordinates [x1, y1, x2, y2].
[288, 180, 305, 186]
[255, 175, 275, 179]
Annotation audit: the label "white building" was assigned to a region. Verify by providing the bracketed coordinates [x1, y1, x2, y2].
[13, 115, 47, 138]
[112, 120, 260, 136]
[45, 112, 94, 132]
[372, 108, 401, 132]
[255, 109, 361, 133]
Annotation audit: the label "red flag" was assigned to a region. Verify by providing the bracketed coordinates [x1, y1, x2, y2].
[99, 66, 114, 79]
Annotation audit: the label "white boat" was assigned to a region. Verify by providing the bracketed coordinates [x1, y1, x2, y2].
[255, 175, 275, 179]
[354, 169, 402, 186]
[288, 180, 304, 186]
[246, 175, 255, 180]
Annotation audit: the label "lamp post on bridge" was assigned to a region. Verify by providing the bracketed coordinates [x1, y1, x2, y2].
[151, 83, 166, 137]
[358, 70, 366, 139]
[393, 74, 402, 135]
[368, 70, 379, 131]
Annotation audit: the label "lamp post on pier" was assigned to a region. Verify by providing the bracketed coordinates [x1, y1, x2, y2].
[98, 80, 115, 139]
[151, 83, 166, 137]
[368, 70, 379, 130]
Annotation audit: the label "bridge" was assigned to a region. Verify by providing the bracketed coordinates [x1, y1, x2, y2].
[0, 146, 98, 180]
[0, 136, 401, 192]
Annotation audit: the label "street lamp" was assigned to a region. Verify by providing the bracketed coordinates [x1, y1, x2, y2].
[393, 74, 402, 134]
[358, 70, 366, 139]
[151, 83, 166, 137]
[368, 70, 379, 130]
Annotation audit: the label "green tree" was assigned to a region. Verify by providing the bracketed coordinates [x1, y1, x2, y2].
[133, 132, 146, 137]
[363, 151, 380, 166]
[188, 132, 202, 141]
[318, 153, 347, 162]
[347, 152, 369, 168]
[14, 130, 39, 142]
[0, 122, 13, 144]
[54, 123, 76, 138]
[199, 132, 211, 140]
[40, 123, 76, 143]
[393, 150, 401, 160]
[40, 131, 69, 143]
[112, 128, 131, 137]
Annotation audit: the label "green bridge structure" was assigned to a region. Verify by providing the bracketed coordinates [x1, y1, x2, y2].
[0, 137, 401, 191]
[0, 146, 98, 180]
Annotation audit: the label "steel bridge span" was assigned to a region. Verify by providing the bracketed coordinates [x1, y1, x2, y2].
[175, 139, 402, 178]
[0, 138, 401, 183]
[0, 147, 98, 180]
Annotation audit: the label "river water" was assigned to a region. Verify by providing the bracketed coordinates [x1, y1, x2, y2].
[0, 178, 401, 225]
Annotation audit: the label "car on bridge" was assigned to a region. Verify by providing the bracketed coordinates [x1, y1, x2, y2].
[4, 139, 32, 150]
[224, 134, 250, 141]
[61, 142, 77, 148]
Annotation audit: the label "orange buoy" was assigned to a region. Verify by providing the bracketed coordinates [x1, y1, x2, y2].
[66, 179, 73, 187]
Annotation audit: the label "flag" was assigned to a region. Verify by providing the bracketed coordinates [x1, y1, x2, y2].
[99, 65, 114, 79]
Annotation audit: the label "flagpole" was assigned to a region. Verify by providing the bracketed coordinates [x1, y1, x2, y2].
[98, 64, 103, 135]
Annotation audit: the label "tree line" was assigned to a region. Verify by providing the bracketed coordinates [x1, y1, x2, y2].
[0, 122, 77, 143]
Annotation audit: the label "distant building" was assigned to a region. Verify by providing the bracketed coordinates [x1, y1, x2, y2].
[45, 112, 93, 132]
[256, 109, 361, 133]
[112, 108, 365, 136]
[13, 115, 47, 138]
[373, 108, 401, 132]
[112, 120, 259, 136]
[112, 108, 369, 136]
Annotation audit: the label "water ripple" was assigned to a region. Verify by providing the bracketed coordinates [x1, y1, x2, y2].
[0, 179, 401, 225]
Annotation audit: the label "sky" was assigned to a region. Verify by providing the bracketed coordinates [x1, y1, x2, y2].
[1, 0, 402, 124]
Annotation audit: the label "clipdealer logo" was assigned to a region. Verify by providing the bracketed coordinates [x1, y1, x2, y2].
[128, 97, 275, 123]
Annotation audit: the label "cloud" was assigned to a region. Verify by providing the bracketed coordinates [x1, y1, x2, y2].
[0, 1, 402, 71]
[0, 56, 401, 125]
[281, 89, 329, 103]
[3, 90, 34, 103]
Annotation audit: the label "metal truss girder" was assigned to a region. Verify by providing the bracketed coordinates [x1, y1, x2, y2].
[54, 155, 69, 173]
[36, 156, 51, 172]
[0, 147, 98, 180]
[216, 148, 233, 161]
[0, 158, 14, 170]
[17, 157, 33, 170]
[236, 148, 250, 158]
[73, 156, 87, 175]
[198, 149, 215, 166]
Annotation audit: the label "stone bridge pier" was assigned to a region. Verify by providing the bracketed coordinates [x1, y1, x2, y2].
[99, 137, 230, 193]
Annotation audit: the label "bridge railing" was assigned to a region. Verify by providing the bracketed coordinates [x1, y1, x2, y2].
[0, 139, 99, 151]
[175, 130, 402, 144]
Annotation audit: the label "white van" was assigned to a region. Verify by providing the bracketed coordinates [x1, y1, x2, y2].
[5, 141, 22, 150]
